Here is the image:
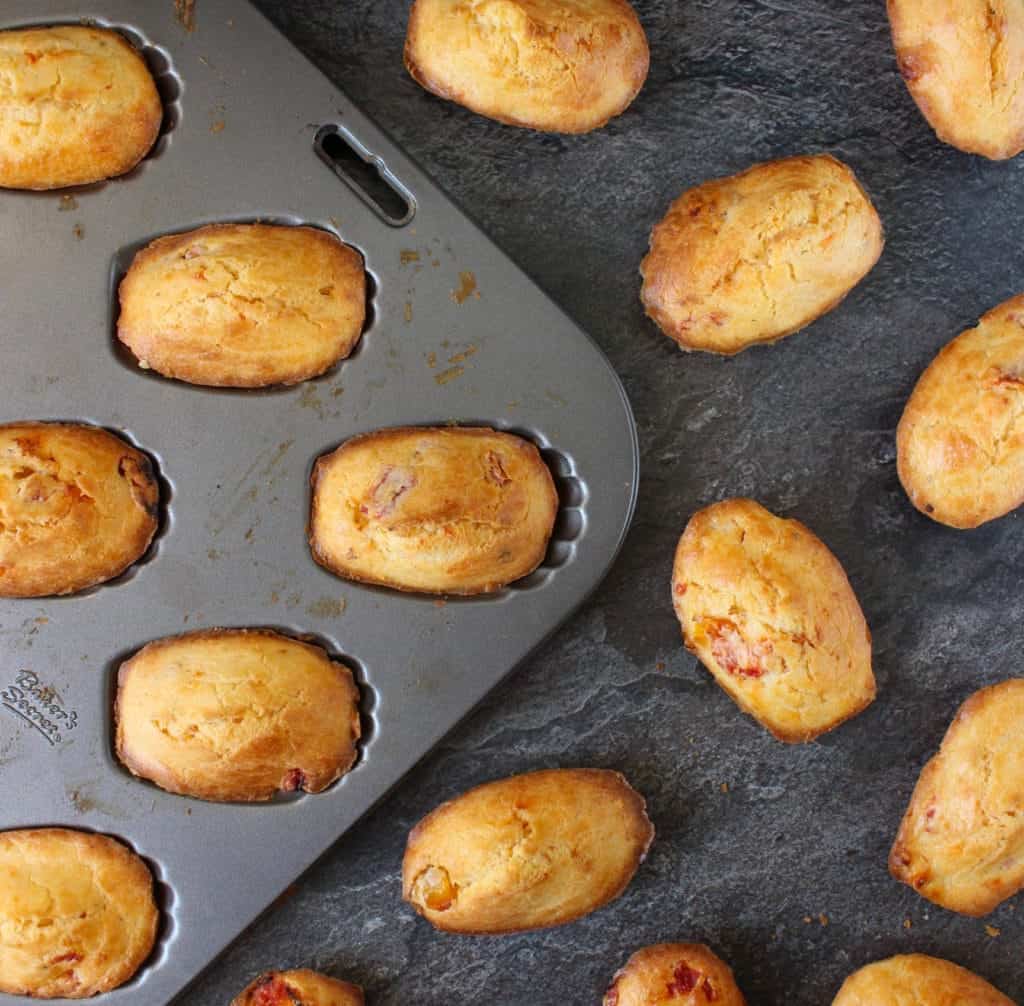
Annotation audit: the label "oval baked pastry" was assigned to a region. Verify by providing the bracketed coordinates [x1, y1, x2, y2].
[117, 224, 367, 388]
[888, 0, 1024, 161]
[640, 154, 883, 355]
[672, 499, 875, 743]
[832, 954, 1015, 1006]
[604, 944, 747, 1006]
[0, 828, 158, 999]
[404, 0, 649, 133]
[897, 293, 1024, 529]
[309, 426, 558, 595]
[889, 679, 1024, 916]
[232, 970, 364, 1006]
[0, 26, 162, 190]
[115, 629, 361, 802]
[403, 768, 654, 933]
[0, 422, 159, 597]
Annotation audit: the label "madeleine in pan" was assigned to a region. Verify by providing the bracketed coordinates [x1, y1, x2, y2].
[832, 954, 1015, 1006]
[887, 0, 1024, 160]
[889, 679, 1024, 916]
[603, 943, 747, 1006]
[403, 768, 654, 934]
[117, 223, 366, 388]
[404, 0, 649, 133]
[0, 25, 162, 190]
[116, 629, 361, 802]
[0, 828, 159, 999]
[672, 499, 875, 742]
[0, 422, 159, 598]
[640, 154, 883, 354]
[897, 292, 1024, 529]
[309, 426, 558, 595]
[232, 969, 364, 1006]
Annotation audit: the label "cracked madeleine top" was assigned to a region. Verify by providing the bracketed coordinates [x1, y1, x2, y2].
[888, 0, 1024, 160]
[897, 292, 1024, 529]
[0, 26, 162, 190]
[0, 828, 158, 999]
[603, 943, 747, 1006]
[309, 426, 558, 595]
[832, 954, 1016, 1006]
[672, 499, 875, 743]
[889, 679, 1024, 917]
[640, 154, 883, 355]
[404, 0, 649, 133]
[0, 422, 159, 598]
[402, 768, 654, 933]
[117, 224, 366, 388]
[115, 628, 361, 803]
[231, 969, 364, 1006]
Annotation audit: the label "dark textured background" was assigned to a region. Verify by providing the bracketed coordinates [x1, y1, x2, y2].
[189, 2, 1023, 1002]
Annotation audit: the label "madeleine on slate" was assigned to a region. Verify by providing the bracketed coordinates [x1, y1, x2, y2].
[603, 943, 747, 1006]
[232, 970, 364, 1006]
[832, 955, 1015, 1006]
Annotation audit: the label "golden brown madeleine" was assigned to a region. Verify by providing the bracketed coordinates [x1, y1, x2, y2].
[0, 422, 159, 597]
[404, 0, 649, 134]
[403, 768, 653, 933]
[832, 954, 1016, 1006]
[889, 679, 1024, 916]
[640, 155, 883, 355]
[115, 629, 361, 802]
[0, 26, 161, 190]
[118, 224, 366, 388]
[0, 828, 158, 999]
[672, 499, 875, 743]
[887, 1, 1024, 160]
[232, 969, 364, 1006]
[309, 426, 558, 595]
[897, 293, 1024, 529]
[603, 943, 747, 1006]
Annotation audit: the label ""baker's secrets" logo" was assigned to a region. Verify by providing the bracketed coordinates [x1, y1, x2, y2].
[1, 670, 78, 745]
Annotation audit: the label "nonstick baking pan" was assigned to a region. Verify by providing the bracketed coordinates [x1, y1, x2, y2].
[0, 2, 639, 1002]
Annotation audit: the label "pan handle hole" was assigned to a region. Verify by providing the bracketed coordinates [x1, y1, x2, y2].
[314, 125, 415, 227]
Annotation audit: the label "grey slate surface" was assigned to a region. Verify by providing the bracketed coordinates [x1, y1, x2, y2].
[188, 1, 1023, 1003]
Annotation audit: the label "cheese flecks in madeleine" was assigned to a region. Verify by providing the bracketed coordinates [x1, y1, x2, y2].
[0, 829, 158, 999]
[404, 0, 649, 134]
[641, 155, 883, 355]
[897, 293, 1024, 529]
[672, 499, 875, 743]
[309, 426, 558, 595]
[232, 970, 364, 1006]
[402, 768, 654, 933]
[0, 26, 162, 190]
[117, 224, 367, 388]
[889, 679, 1024, 916]
[887, 0, 1024, 161]
[604, 943, 747, 1006]
[0, 422, 159, 598]
[832, 954, 1016, 1006]
[115, 629, 361, 802]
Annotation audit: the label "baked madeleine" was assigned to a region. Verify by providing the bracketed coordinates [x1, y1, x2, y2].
[309, 426, 558, 595]
[604, 943, 747, 1006]
[0, 422, 159, 597]
[0, 26, 162, 190]
[403, 768, 654, 933]
[118, 224, 366, 387]
[405, 0, 649, 133]
[0, 828, 158, 999]
[672, 499, 875, 742]
[232, 970, 364, 1006]
[116, 629, 361, 802]
[888, 0, 1024, 160]
[832, 954, 1015, 1006]
[897, 292, 1024, 529]
[641, 155, 883, 354]
[890, 679, 1024, 916]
